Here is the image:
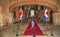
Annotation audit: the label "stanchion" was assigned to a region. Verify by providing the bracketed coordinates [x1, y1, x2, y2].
[16, 24, 19, 36]
[33, 27, 36, 37]
[43, 22, 48, 36]
[33, 35, 36, 37]
[16, 21, 20, 36]
[51, 24, 54, 36]
[20, 21, 23, 30]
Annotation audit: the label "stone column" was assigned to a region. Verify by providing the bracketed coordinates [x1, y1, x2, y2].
[8, 11, 13, 24]
[0, 6, 3, 26]
[53, 12, 57, 25]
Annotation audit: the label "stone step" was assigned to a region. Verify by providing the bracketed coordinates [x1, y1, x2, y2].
[15, 35, 50, 37]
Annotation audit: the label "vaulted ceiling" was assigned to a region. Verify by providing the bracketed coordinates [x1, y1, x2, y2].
[0, 0, 60, 9]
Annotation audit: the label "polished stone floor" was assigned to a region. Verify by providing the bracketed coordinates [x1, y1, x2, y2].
[0, 21, 60, 37]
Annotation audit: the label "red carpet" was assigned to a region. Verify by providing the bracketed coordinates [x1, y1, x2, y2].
[24, 21, 44, 35]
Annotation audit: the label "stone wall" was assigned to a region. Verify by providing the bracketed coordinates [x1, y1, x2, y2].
[53, 12, 60, 25]
[55, 12, 60, 25]
[0, 0, 59, 26]
[0, 0, 13, 25]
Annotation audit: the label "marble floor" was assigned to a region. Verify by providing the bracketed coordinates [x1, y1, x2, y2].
[0, 21, 60, 37]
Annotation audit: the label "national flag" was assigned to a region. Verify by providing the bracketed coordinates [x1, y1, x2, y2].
[43, 8, 48, 22]
[18, 6, 23, 20]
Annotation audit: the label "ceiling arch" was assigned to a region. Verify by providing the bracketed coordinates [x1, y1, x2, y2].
[9, 0, 58, 12]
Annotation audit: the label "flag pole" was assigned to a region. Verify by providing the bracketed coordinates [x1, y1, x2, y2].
[19, 6, 23, 31]
[43, 6, 48, 36]
[21, 6, 23, 31]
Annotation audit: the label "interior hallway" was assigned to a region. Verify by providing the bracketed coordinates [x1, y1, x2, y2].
[0, 0, 60, 37]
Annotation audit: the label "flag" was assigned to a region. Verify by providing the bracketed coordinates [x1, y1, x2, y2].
[18, 6, 23, 20]
[43, 8, 48, 22]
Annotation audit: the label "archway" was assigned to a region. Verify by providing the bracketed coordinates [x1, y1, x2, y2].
[9, 1, 58, 12]
[9, 0, 58, 24]
[8, 0, 58, 36]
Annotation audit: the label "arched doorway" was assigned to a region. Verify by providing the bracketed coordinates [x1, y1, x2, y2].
[8, 1, 58, 36]
[9, 0, 58, 24]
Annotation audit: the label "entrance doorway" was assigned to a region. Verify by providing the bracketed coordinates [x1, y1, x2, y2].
[30, 10, 34, 17]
